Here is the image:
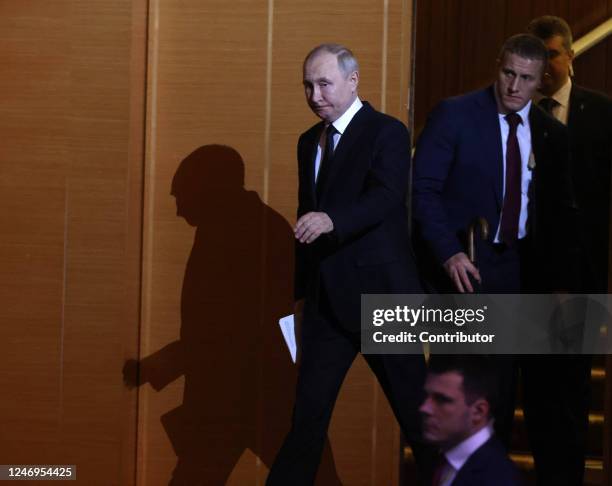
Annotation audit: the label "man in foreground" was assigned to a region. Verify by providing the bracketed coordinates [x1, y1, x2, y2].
[266, 43, 430, 485]
[421, 356, 521, 486]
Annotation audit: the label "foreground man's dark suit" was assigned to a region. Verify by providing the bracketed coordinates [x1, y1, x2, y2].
[451, 436, 522, 486]
[412, 86, 581, 484]
[266, 101, 429, 485]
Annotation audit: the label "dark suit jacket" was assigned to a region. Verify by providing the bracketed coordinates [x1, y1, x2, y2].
[295, 101, 421, 330]
[412, 86, 579, 291]
[451, 436, 522, 486]
[567, 84, 612, 292]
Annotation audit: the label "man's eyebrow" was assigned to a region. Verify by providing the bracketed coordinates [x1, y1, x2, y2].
[303, 76, 332, 84]
[431, 391, 453, 403]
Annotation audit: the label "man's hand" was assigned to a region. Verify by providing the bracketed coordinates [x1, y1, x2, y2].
[443, 252, 481, 293]
[294, 212, 334, 244]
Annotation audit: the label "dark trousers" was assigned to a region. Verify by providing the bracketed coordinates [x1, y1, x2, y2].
[266, 297, 433, 486]
[521, 355, 591, 486]
[478, 240, 590, 486]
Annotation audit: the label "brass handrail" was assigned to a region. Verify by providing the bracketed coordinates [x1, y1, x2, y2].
[574, 17, 612, 56]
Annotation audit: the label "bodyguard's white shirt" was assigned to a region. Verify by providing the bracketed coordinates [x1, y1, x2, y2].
[534, 77, 571, 125]
[314, 97, 363, 181]
[439, 423, 494, 486]
[494, 100, 533, 242]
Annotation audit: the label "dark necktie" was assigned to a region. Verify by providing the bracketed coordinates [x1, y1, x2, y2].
[538, 97, 558, 115]
[500, 112, 522, 245]
[316, 124, 337, 198]
[431, 455, 452, 486]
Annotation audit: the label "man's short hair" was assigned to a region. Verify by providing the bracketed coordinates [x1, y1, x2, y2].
[303, 43, 360, 77]
[428, 355, 499, 417]
[498, 33, 549, 67]
[527, 15, 573, 51]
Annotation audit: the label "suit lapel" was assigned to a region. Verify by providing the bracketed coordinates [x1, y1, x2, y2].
[475, 87, 504, 210]
[529, 104, 548, 173]
[316, 102, 372, 206]
[567, 85, 587, 139]
[302, 122, 324, 208]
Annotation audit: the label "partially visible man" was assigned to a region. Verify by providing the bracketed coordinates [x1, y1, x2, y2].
[420, 356, 521, 486]
[524, 15, 612, 486]
[527, 15, 612, 293]
[413, 34, 580, 452]
[266, 44, 431, 486]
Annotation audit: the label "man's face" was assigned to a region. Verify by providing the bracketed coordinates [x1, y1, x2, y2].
[495, 51, 543, 114]
[420, 372, 475, 449]
[303, 52, 358, 123]
[540, 35, 574, 96]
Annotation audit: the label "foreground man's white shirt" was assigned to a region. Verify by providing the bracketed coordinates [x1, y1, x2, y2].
[314, 97, 363, 181]
[438, 422, 494, 486]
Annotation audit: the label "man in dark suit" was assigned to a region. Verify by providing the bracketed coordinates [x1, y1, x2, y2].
[266, 43, 430, 486]
[524, 16, 612, 486]
[412, 33, 580, 468]
[528, 15, 612, 293]
[413, 34, 576, 296]
[421, 356, 522, 486]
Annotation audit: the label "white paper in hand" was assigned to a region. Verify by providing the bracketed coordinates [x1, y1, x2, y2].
[278, 314, 297, 363]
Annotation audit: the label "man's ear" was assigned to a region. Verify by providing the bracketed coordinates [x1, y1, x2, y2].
[350, 70, 359, 91]
[470, 398, 490, 424]
[568, 49, 575, 76]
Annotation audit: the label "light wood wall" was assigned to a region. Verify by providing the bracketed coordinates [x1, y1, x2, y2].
[138, 1, 414, 485]
[0, 0, 414, 485]
[0, 0, 146, 484]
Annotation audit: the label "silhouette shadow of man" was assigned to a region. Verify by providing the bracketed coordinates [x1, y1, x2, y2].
[124, 145, 340, 485]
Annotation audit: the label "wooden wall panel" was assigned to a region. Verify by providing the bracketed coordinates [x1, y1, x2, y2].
[0, 1, 145, 484]
[414, 0, 612, 133]
[138, 1, 414, 485]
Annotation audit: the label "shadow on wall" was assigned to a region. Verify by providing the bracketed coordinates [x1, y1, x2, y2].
[124, 145, 340, 485]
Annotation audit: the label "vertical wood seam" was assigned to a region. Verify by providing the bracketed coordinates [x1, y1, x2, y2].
[381, 0, 389, 112]
[263, 0, 274, 205]
[137, 0, 159, 483]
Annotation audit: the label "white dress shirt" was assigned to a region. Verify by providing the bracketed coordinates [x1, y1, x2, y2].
[438, 423, 494, 486]
[314, 97, 363, 181]
[494, 100, 533, 242]
[534, 77, 572, 125]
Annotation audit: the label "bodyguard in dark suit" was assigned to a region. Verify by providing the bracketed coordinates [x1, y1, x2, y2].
[421, 356, 522, 486]
[412, 34, 580, 465]
[266, 44, 430, 485]
[525, 16, 612, 486]
[413, 35, 577, 296]
[528, 15, 612, 293]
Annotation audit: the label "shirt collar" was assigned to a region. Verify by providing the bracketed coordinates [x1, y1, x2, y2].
[553, 77, 572, 108]
[497, 100, 531, 126]
[444, 422, 494, 472]
[534, 77, 572, 108]
[330, 97, 363, 134]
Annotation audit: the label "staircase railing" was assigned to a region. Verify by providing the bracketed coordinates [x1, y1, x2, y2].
[574, 17, 612, 56]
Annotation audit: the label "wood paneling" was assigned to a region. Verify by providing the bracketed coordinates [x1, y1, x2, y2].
[0, 0, 145, 484]
[1, 1, 414, 484]
[137, 1, 414, 485]
[414, 0, 612, 133]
